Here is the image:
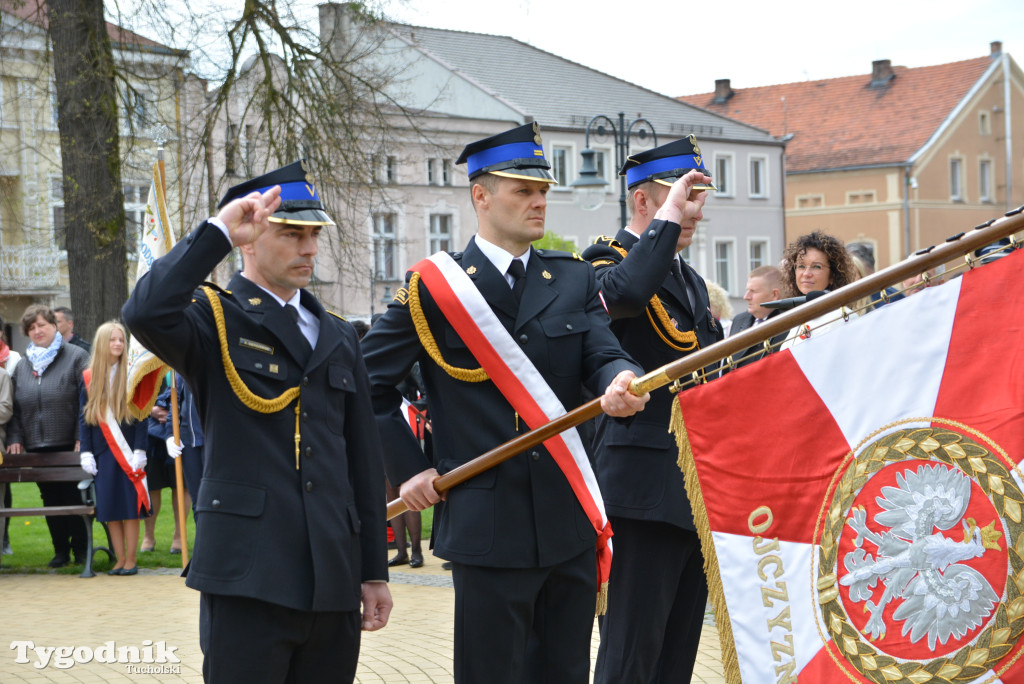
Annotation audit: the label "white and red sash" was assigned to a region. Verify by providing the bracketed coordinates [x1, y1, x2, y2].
[413, 252, 613, 594]
[83, 370, 150, 515]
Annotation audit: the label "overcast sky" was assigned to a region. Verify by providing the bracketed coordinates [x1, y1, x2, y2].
[378, 0, 1023, 96]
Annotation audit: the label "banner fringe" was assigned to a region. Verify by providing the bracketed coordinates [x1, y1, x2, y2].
[126, 354, 168, 421]
[596, 581, 608, 616]
[671, 400, 743, 684]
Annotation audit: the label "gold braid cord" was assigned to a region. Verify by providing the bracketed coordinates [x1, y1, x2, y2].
[201, 286, 301, 412]
[597, 240, 699, 353]
[671, 403, 742, 684]
[407, 272, 489, 383]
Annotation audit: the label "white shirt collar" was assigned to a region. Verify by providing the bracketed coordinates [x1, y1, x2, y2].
[474, 235, 530, 285]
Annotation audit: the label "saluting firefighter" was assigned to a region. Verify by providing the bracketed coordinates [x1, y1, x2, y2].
[582, 137, 720, 684]
[123, 162, 391, 684]
[361, 122, 649, 684]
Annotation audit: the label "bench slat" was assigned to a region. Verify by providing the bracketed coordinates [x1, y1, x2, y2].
[0, 505, 95, 518]
[0, 467, 90, 483]
[1, 451, 80, 468]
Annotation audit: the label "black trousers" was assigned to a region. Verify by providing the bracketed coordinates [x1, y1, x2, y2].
[451, 546, 595, 684]
[594, 517, 708, 684]
[199, 593, 361, 684]
[37, 481, 88, 559]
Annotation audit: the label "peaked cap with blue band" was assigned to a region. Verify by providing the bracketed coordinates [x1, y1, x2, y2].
[621, 135, 715, 191]
[217, 160, 335, 226]
[455, 122, 557, 183]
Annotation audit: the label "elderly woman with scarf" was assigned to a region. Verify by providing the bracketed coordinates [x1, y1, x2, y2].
[79, 321, 150, 575]
[6, 304, 90, 568]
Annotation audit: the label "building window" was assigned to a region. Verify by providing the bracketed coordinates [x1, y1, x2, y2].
[123, 181, 149, 254]
[442, 160, 452, 186]
[51, 177, 65, 250]
[749, 239, 768, 272]
[950, 157, 963, 201]
[550, 146, 571, 187]
[714, 154, 733, 196]
[797, 194, 824, 209]
[846, 190, 876, 205]
[372, 213, 397, 280]
[714, 240, 735, 294]
[979, 111, 991, 136]
[427, 159, 436, 185]
[979, 159, 992, 202]
[749, 156, 767, 198]
[429, 213, 452, 254]
[385, 156, 397, 184]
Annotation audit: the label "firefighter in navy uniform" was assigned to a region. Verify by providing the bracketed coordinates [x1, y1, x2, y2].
[361, 122, 648, 684]
[582, 137, 720, 683]
[123, 161, 391, 684]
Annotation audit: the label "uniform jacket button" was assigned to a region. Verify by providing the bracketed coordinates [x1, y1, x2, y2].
[530, 451, 540, 461]
[565, 323, 573, 331]
[211, 499, 221, 508]
[305, 481, 313, 492]
[648, 229, 657, 238]
[518, 334, 528, 344]
[305, 447, 312, 458]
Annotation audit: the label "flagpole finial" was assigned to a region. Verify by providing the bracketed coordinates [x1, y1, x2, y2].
[153, 124, 170, 158]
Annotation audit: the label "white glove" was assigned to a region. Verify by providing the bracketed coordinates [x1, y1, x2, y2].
[132, 449, 148, 470]
[79, 451, 98, 476]
[165, 436, 183, 459]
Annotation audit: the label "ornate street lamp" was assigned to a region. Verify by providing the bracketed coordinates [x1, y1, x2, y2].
[571, 112, 657, 228]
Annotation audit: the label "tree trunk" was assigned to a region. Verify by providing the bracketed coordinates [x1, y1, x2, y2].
[48, 0, 126, 341]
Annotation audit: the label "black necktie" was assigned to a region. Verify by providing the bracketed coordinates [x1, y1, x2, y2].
[508, 259, 527, 303]
[285, 304, 313, 357]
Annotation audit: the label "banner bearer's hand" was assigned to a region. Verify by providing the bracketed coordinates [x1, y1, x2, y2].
[399, 468, 443, 511]
[165, 437, 183, 459]
[601, 370, 649, 417]
[361, 582, 393, 631]
[218, 186, 282, 247]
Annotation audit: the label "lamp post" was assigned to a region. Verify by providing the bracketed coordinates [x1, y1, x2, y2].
[571, 112, 657, 228]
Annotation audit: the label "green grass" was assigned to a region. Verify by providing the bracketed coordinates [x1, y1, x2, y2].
[1, 483, 194, 575]
[2, 483, 433, 575]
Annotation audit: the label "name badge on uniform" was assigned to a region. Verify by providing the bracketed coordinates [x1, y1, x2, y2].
[239, 337, 274, 355]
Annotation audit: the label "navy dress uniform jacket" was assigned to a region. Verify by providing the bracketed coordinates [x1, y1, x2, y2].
[361, 237, 642, 569]
[582, 221, 722, 532]
[122, 221, 388, 612]
[728, 309, 789, 369]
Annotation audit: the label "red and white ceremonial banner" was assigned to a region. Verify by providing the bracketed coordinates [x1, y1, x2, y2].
[127, 161, 175, 419]
[675, 249, 1024, 684]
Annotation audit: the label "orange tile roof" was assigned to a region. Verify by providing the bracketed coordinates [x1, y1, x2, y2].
[679, 56, 995, 173]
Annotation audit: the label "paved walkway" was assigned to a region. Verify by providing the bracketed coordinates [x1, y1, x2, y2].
[1, 557, 727, 683]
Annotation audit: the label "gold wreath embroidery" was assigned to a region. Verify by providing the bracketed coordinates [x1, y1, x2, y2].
[815, 423, 1024, 684]
[407, 273, 489, 383]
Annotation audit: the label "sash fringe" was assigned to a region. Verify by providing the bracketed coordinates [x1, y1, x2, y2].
[596, 581, 609, 616]
[670, 400, 742, 684]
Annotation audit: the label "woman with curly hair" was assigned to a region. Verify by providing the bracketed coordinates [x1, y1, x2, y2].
[778, 231, 860, 350]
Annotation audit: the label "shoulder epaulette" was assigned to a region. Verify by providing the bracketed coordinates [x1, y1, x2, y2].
[201, 281, 231, 296]
[327, 310, 347, 321]
[534, 248, 582, 260]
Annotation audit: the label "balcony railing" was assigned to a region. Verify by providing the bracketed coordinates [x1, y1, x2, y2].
[0, 245, 62, 291]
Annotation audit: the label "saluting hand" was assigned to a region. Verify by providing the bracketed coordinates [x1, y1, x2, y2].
[217, 186, 283, 247]
[653, 170, 711, 226]
[601, 370, 649, 417]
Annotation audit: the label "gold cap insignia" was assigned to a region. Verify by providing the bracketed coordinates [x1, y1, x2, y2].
[533, 121, 542, 145]
[466, 265, 478, 275]
[542, 270, 552, 280]
[249, 297, 262, 306]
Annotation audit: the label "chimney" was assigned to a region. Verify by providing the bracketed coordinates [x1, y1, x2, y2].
[713, 79, 733, 105]
[869, 59, 894, 88]
[991, 41, 1003, 57]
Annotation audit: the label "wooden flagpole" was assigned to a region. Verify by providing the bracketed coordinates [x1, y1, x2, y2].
[386, 207, 1024, 520]
[155, 130, 189, 567]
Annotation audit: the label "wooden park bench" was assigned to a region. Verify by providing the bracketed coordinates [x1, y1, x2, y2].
[0, 451, 111, 577]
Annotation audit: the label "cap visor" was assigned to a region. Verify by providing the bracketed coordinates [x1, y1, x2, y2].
[491, 168, 558, 184]
[653, 177, 716, 191]
[268, 208, 336, 226]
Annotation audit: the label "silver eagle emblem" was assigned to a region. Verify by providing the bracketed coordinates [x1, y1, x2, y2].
[839, 464, 1002, 650]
